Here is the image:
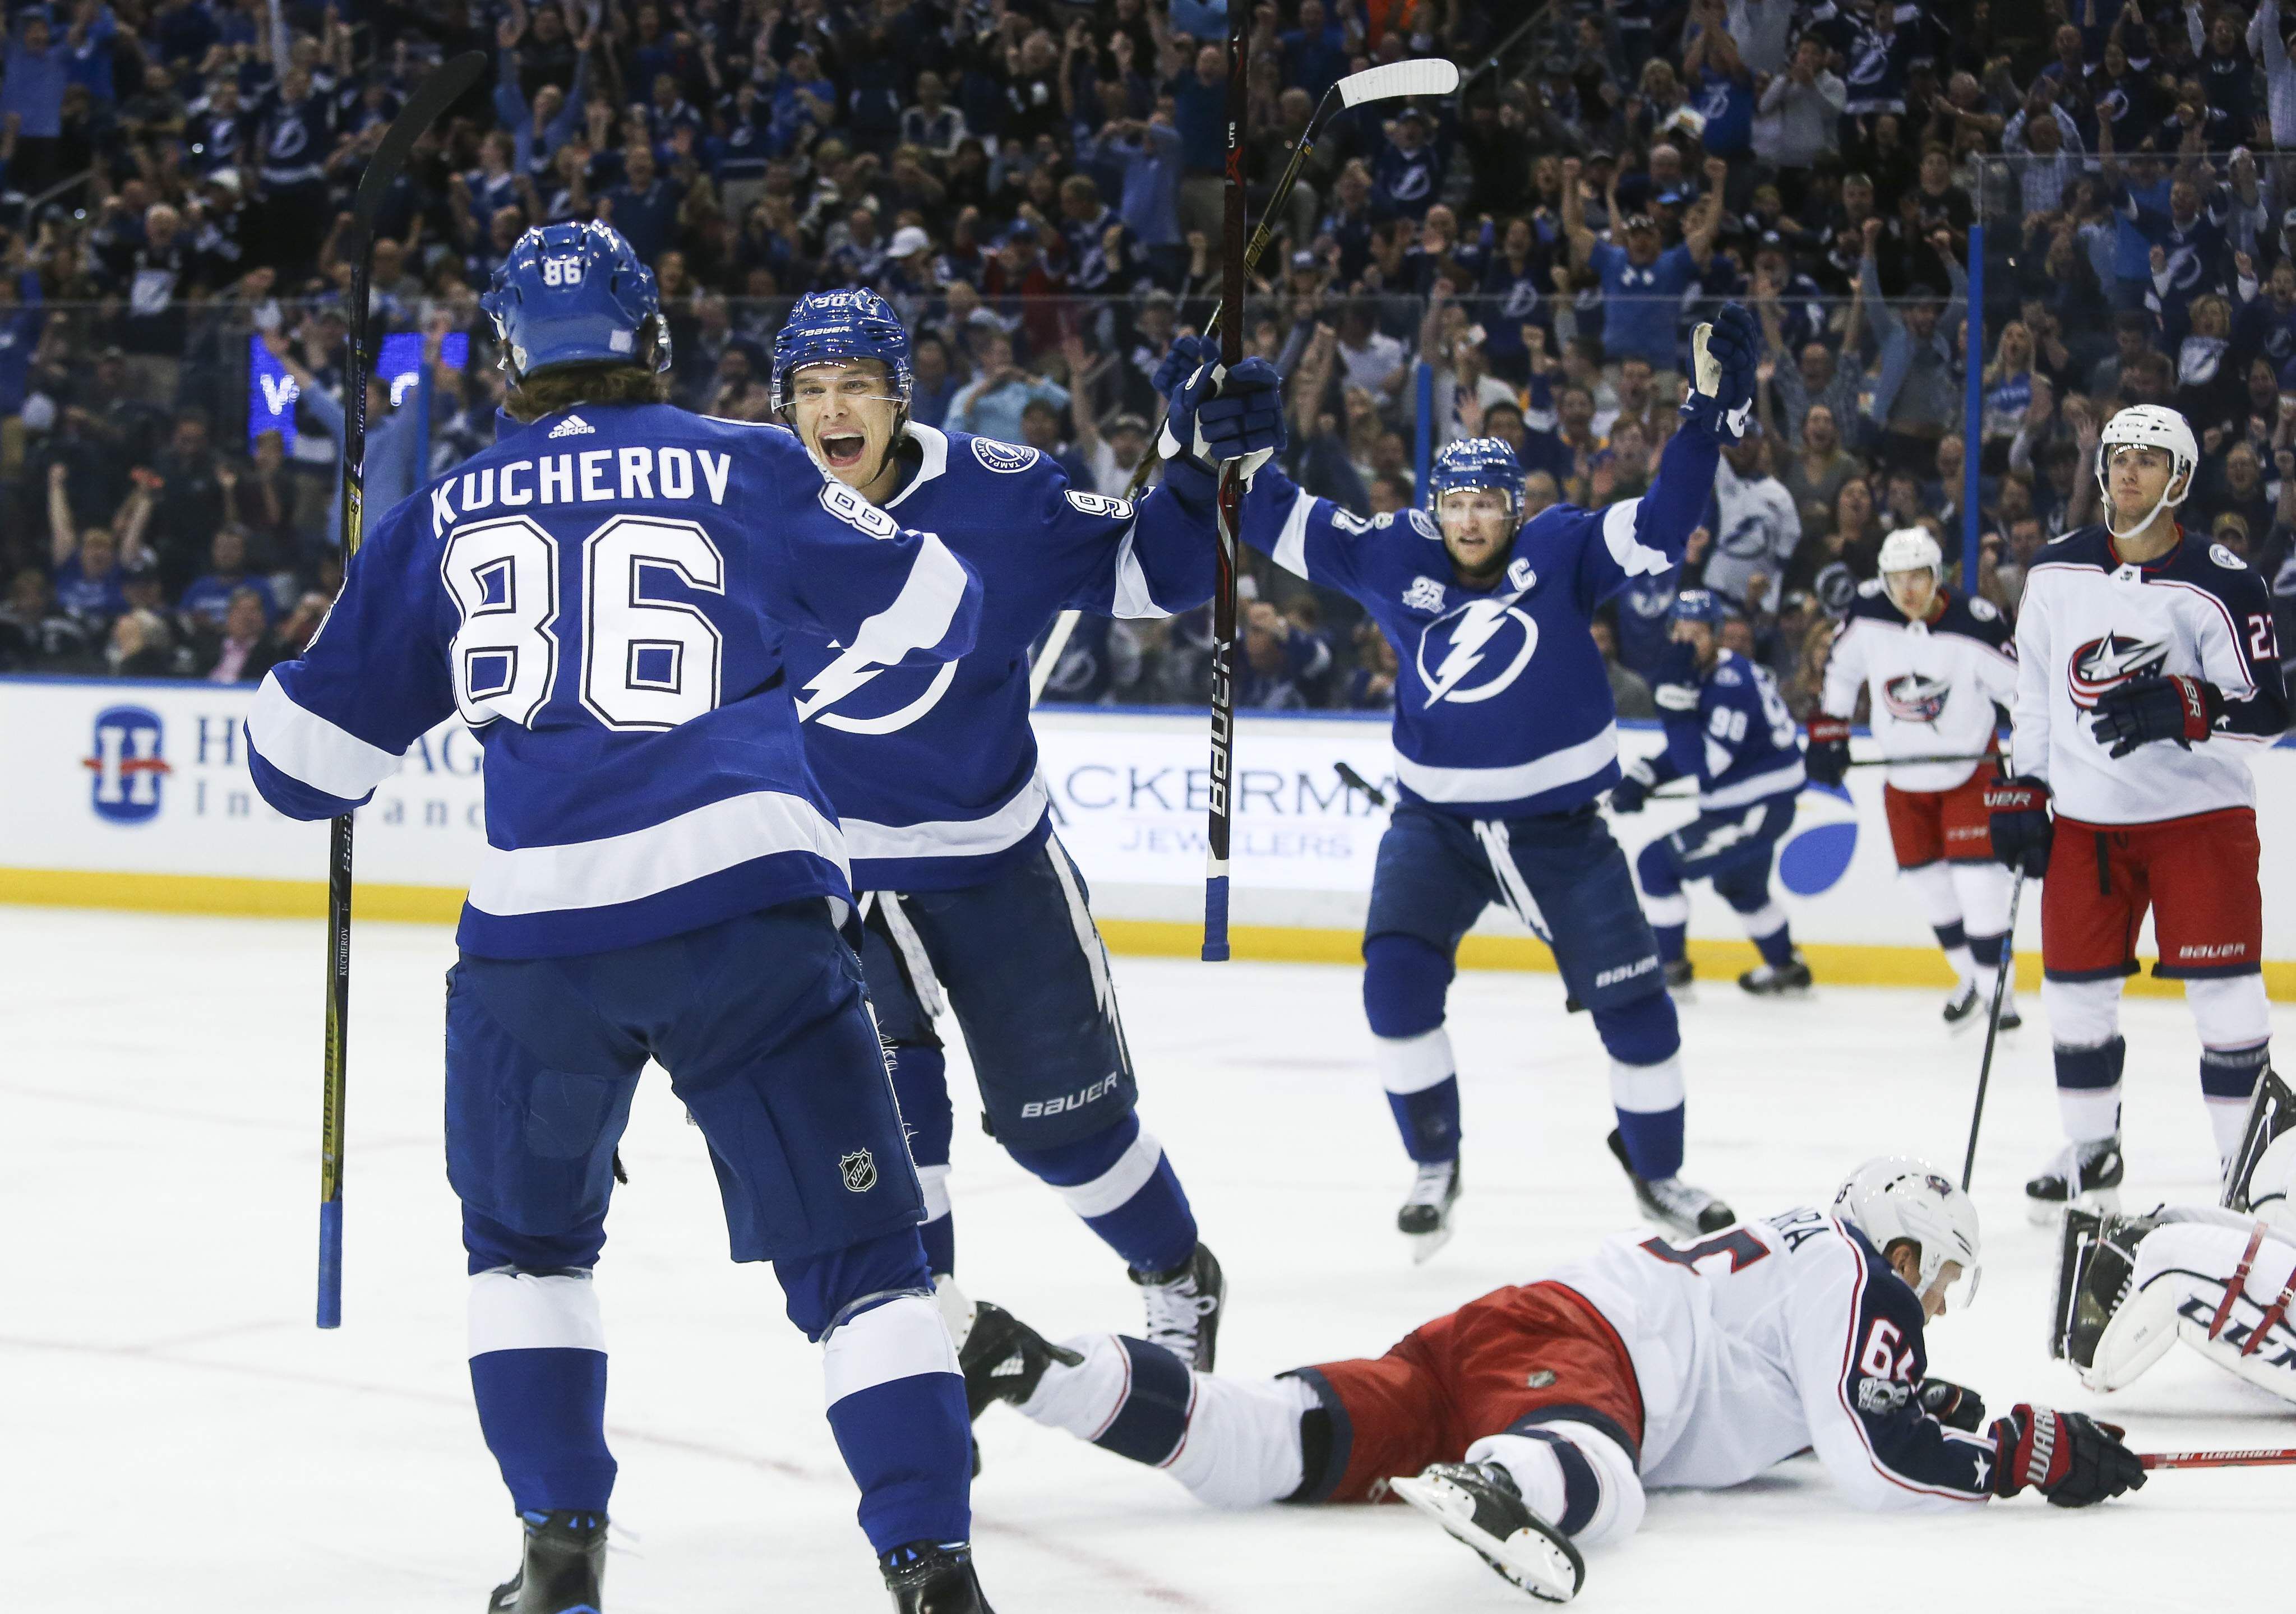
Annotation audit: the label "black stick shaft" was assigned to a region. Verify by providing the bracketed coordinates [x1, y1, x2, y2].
[1960, 875, 2025, 1192]
[1202, 0, 1248, 961]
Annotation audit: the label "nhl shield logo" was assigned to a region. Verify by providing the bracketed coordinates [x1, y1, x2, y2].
[839, 1149, 878, 1192]
[1526, 1368, 1557, 1389]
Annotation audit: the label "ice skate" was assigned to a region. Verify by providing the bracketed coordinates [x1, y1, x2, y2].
[1662, 956, 1695, 992]
[1736, 952, 1812, 995]
[2049, 1206, 2161, 1373]
[1943, 978, 2020, 1033]
[1130, 1241, 1225, 1370]
[1390, 1460, 1584, 1604]
[2026, 1137, 2123, 1225]
[489, 1510, 607, 1614]
[1398, 1157, 1462, 1264]
[1609, 1130, 1735, 1234]
[958, 1301, 1083, 1422]
[881, 1541, 995, 1613]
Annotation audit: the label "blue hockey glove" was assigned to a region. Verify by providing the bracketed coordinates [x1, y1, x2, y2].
[1610, 757, 1658, 815]
[1651, 639, 1702, 714]
[1984, 774, 2053, 879]
[1678, 302, 1758, 441]
[1162, 353, 1283, 480]
[1152, 334, 1212, 400]
[2088, 674, 2220, 758]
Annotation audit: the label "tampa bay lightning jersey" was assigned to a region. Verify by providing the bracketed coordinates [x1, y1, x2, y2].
[1648, 649, 1807, 810]
[243, 401, 981, 958]
[783, 423, 1214, 891]
[1236, 428, 1721, 818]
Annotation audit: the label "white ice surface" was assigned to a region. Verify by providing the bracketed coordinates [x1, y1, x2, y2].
[7, 907, 2294, 1613]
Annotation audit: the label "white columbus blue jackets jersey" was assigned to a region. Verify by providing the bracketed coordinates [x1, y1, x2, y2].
[1238, 428, 1721, 818]
[1650, 649, 1806, 810]
[1549, 1207, 1997, 1506]
[1822, 582, 2015, 794]
[2011, 526, 2289, 825]
[783, 424, 1214, 891]
[243, 402, 982, 959]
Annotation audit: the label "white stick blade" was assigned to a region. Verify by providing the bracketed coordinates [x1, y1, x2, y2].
[1336, 58, 1460, 107]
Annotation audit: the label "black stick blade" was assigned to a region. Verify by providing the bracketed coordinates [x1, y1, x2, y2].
[353, 50, 486, 239]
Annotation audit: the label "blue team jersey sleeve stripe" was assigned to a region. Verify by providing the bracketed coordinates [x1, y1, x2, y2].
[246, 670, 408, 804]
[1599, 498, 1675, 579]
[244, 744, 368, 821]
[1273, 487, 1318, 580]
[1107, 520, 1166, 618]
[464, 789, 849, 919]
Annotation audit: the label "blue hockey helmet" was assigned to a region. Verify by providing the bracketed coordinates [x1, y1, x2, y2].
[772, 288, 914, 415]
[1669, 588, 1727, 626]
[481, 220, 669, 382]
[1430, 436, 1524, 517]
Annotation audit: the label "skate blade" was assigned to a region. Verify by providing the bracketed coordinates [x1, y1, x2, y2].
[1405, 1218, 1456, 1265]
[1389, 1474, 1582, 1604]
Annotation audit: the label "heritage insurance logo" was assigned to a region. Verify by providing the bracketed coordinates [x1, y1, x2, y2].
[84, 705, 171, 824]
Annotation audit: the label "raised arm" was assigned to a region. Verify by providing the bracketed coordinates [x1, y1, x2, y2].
[47, 461, 74, 567]
[1560, 155, 1597, 269]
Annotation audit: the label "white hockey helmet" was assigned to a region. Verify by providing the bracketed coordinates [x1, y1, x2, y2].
[2095, 403, 2198, 539]
[1833, 1156, 1983, 1310]
[1877, 526, 1943, 576]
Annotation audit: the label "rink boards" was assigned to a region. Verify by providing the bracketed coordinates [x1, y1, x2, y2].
[5, 674, 2294, 998]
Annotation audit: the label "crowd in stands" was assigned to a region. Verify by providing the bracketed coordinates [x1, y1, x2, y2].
[2, 0, 2294, 722]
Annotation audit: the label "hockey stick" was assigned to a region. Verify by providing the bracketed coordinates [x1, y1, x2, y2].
[1125, 58, 1459, 499]
[1201, 1, 1249, 963]
[315, 49, 486, 1332]
[1958, 873, 2025, 1193]
[1029, 608, 1082, 704]
[1335, 759, 1388, 807]
[2140, 1446, 2296, 1470]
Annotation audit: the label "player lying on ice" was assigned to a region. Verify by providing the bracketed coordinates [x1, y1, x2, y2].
[2055, 1075, 2296, 1403]
[1148, 305, 1768, 1261]
[955, 1158, 2145, 1605]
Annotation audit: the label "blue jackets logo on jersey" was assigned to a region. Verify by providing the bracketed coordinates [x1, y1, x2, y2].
[2067, 632, 2170, 710]
[972, 438, 1039, 474]
[1881, 671, 1952, 724]
[85, 705, 169, 824]
[1416, 595, 1541, 706]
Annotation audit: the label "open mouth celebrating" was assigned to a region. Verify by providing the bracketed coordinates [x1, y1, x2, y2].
[821, 432, 868, 470]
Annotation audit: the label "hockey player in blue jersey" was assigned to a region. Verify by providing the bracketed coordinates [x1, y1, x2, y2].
[241, 224, 997, 1614]
[767, 289, 1278, 1368]
[1191, 302, 1763, 1259]
[1610, 589, 1813, 996]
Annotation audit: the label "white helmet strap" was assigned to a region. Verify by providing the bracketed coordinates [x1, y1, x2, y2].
[2100, 442, 2193, 542]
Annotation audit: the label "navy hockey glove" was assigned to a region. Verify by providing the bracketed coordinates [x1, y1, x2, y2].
[1152, 334, 1211, 400]
[1988, 1405, 2145, 1507]
[1984, 774, 2053, 878]
[1917, 1378, 1987, 1433]
[1678, 302, 1758, 441]
[1804, 714, 1852, 787]
[1610, 757, 1659, 815]
[2088, 674, 2222, 758]
[1190, 355, 1286, 474]
[1651, 640, 1702, 715]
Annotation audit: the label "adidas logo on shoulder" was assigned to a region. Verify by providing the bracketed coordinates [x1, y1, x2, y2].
[548, 414, 596, 438]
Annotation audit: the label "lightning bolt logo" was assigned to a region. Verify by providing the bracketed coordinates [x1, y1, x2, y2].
[1416, 599, 1540, 707]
